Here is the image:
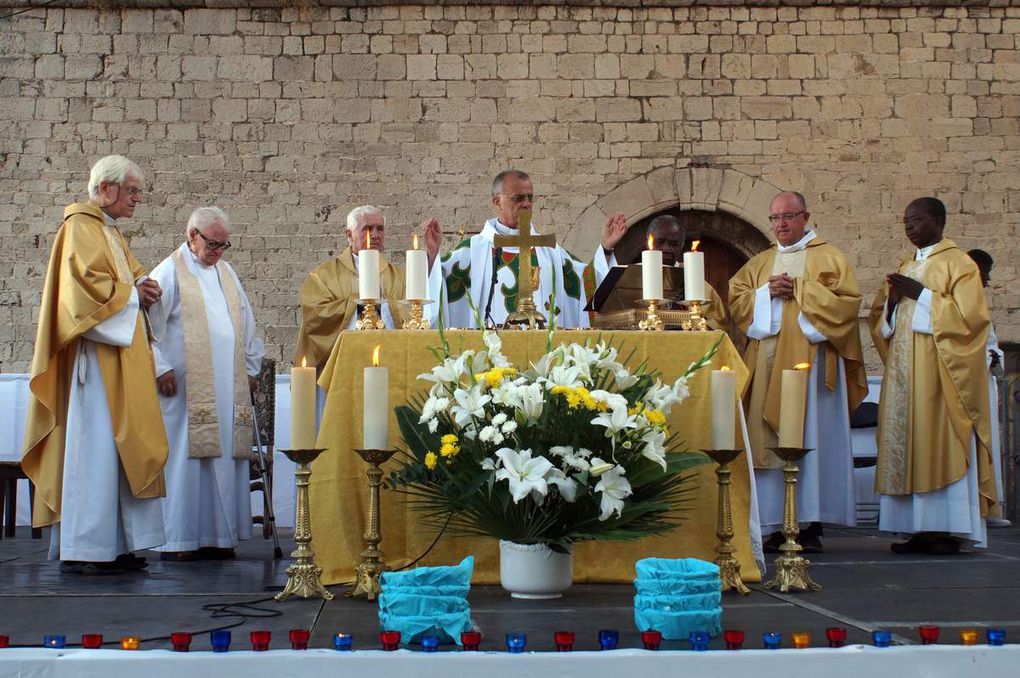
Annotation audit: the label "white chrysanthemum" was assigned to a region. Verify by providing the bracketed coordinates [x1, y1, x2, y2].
[492, 412, 508, 426]
[501, 420, 518, 434]
[549, 445, 592, 472]
[418, 396, 450, 424]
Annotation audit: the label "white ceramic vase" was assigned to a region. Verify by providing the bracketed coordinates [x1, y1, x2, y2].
[498, 540, 574, 599]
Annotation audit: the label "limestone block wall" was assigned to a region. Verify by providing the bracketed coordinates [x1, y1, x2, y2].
[1, 1, 1018, 371]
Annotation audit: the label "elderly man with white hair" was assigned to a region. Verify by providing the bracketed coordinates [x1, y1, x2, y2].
[148, 207, 265, 560]
[23, 154, 169, 575]
[294, 205, 406, 372]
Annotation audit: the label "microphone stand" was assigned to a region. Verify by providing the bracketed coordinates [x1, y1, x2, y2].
[483, 247, 502, 329]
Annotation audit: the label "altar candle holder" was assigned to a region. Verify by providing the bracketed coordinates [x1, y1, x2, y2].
[681, 299, 709, 332]
[400, 298, 433, 330]
[763, 446, 822, 593]
[355, 299, 386, 331]
[275, 448, 335, 602]
[347, 448, 397, 601]
[637, 298, 665, 331]
[702, 448, 750, 595]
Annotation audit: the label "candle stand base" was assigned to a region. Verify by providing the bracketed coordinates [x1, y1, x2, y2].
[638, 298, 665, 331]
[763, 446, 822, 594]
[400, 298, 433, 330]
[355, 299, 386, 331]
[681, 300, 709, 331]
[703, 449, 751, 596]
[346, 448, 397, 601]
[275, 448, 334, 602]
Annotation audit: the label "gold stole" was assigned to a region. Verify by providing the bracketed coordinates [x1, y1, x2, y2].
[746, 248, 810, 469]
[171, 248, 253, 460]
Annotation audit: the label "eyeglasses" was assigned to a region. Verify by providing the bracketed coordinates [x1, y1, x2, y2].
[195, 230, 232, 251]
[502, 193, 535, 204]
[768, 211, 805, 223]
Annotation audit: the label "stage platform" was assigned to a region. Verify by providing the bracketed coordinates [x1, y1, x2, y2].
[1, 525, 1018, 673]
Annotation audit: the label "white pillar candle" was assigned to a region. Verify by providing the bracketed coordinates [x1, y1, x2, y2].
[406, 233, 427, 300]
[710, 367, 737, 449]
[358, 232, 381, 300]
[778, 363, 809, 448]
[363, 345, 389, 449]
[290, 357, 317, 449]
[683, 241, 706, 301]
[642, 234, 663, 300]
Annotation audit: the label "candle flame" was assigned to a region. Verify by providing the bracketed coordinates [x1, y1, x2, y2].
[691, 240, 701, 252]
[413, 233, 420, 250]
[372, 345, 381, 367]
[647, 234, 654, 250]
[720, 365, 731, 371]
[365, 231, 371, 250]
[794, 362, 810, 370]
[301, 356, 307, 368]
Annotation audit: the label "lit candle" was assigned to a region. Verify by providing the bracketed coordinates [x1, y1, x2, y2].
[290, 356, 317, 449]
[642, 234, 663, 300]
[778, 363, 810, 448]
[363, 345, 389, 449]
[358, 231, 381, 300]
[683, 240, 706, 301]
[710, 366, 736, 449]
[406, 232, 427, 300]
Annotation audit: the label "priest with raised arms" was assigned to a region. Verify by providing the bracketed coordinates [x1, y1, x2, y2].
[148, 207, 265, 561]
[422, 169, 627, 328]
[729, 191, 867, 553]
[22, 155, 168, 575]
[870, 197, 997, 555]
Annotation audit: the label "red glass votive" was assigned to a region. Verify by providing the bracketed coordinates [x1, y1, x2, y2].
[460, 631, 481, 651]
[554, 631, 575, 652]
[826, 627, 848, 648]
[641, 630, 662, 650]
[723, 629, 745, 650]
[380, 630, 401, 651]
[170, 632, 192, 652]
[81, 634, 104, 649]
[250, 630, 271, 651]
[289, 629, 311, 651]
[918, 625, 940, 645]
[0, 635, 9, 648]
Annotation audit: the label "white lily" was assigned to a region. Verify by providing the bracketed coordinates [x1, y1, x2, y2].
[594, 464, 632, 521]
[592, 405, 638, 438]
[544, 363, 584, 389]
[494, 448, 553, 503]
[643, 379, 680, 412]
[547, 468, 578, 503]
[516, 382, 545, 423]
[483, 330, 510, 368]
[640, 428, 667, 471]
[589, 389, 628, 413]
[613, 368, 639, 390]
[419, 354, 469, 387]
[450, 385, 491, 427]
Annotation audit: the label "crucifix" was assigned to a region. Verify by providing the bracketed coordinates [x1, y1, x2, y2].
[493, 207, 556, 329]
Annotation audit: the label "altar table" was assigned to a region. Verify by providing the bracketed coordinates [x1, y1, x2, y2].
[310, 330, 761, 586]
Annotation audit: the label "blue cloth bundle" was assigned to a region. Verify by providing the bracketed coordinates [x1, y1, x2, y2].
[378, 556, 474, 645]
[633, 558, 722, 639]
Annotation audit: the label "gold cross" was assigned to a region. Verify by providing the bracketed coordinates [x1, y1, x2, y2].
[492, 208, 556, 327]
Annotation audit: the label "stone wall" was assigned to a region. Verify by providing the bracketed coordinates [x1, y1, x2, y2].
[2, 2, 1019, 371]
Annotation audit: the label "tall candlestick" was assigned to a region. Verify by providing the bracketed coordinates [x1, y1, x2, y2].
[358, 231, 381, 300]
[291, 357, 317, 449]
[406, 233, 427, 300]
[683, 240, 706, 301]
[711, 367, 736, 449]
[778, 363, 809, 448]
[363, 345, 389, 449]
[642, 234, 663, 300]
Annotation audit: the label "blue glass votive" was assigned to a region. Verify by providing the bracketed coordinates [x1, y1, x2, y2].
[599, 629, 619, 651]
[421, 635, 440, 653]
[334, 633, 353, 652]
[43, 635, 66, 649]
[762, 632, 782, 650]
[506, 632, 527, 653]
[987, 629, 1006, 646]
[872, 630, 892, 648]
[210, 630, 231, 653]
[688, 630, 711, 651]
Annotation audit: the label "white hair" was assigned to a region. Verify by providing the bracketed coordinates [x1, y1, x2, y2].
[186, 206, 231, 237]
[346, 205, 384, 232]
[88, 155, 143, 198]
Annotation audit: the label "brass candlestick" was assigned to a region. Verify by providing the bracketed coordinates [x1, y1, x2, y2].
[681, 300, 709, 331]
[638, 298, 665, 331]
[703, 448, 751, 595]
[400, 298, 433, 330]
[355, 299, 386, 330]
[764, 446, 821, 593]
[275, 448, 334, 602]
[347, 448, 396, 601]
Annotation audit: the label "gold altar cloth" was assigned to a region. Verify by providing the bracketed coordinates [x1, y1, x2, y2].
[310, 329, 760, 585]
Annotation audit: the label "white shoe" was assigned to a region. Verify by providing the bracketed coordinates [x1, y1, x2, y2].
[987, 517, 1012, 528]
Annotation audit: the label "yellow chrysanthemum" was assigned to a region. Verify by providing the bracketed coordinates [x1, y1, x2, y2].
[645, 409, 667, 427]
[424, 451, 438, 470]
[441, 434, 459, 445]
[628, 403, 644, 416]
[440, 442, 460, 458]
[476, 367, 518, 388]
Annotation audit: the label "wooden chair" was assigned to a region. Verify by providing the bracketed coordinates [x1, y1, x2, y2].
[0, 461, 42, 539]
[249, 358, 276, 539]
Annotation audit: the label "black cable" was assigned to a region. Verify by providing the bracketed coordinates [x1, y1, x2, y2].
[0, 0, 59, 22]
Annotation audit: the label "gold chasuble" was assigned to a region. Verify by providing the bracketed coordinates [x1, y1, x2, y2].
[868, 239, 997, 515]
[729, 238, 867, 468]
[22, 201, 168, 527]
[294, 246, 405, 370]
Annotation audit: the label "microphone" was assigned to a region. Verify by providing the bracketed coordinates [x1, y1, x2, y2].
[484, 247, 502, 329]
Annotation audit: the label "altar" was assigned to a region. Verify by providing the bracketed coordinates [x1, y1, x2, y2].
[309, 329, 762, 586]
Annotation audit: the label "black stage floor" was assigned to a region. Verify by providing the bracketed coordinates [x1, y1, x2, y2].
[2, 525, 1018, 651]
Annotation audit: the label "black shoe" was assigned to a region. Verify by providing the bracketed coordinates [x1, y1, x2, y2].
[79, 561, 125, 576]
[763, 532, 784, 554]
[890, 534, 934, 554]
[115, 553, 149, 571]
[59, 560, 84, 574]
[798, 533, 823, 554]
[197, 547, 236, 561]
[930, 536, 962, 556]
[160, 551, 199, 562]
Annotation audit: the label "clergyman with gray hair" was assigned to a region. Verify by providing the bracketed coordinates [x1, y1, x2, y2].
[147, 206, 266, 561]
[22, 154, 169, 575]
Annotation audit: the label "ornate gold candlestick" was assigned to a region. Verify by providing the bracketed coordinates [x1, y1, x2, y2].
[355, 299, 386, 330]
[400, 298, 433, 330]
[638, 298, 665, 331]
[764, 446, 821, 593]
[703, 448, 751, 595]
[681, 300, 709, 331]
[347, 448, 396, 601]
[275, 448, 334, 602]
